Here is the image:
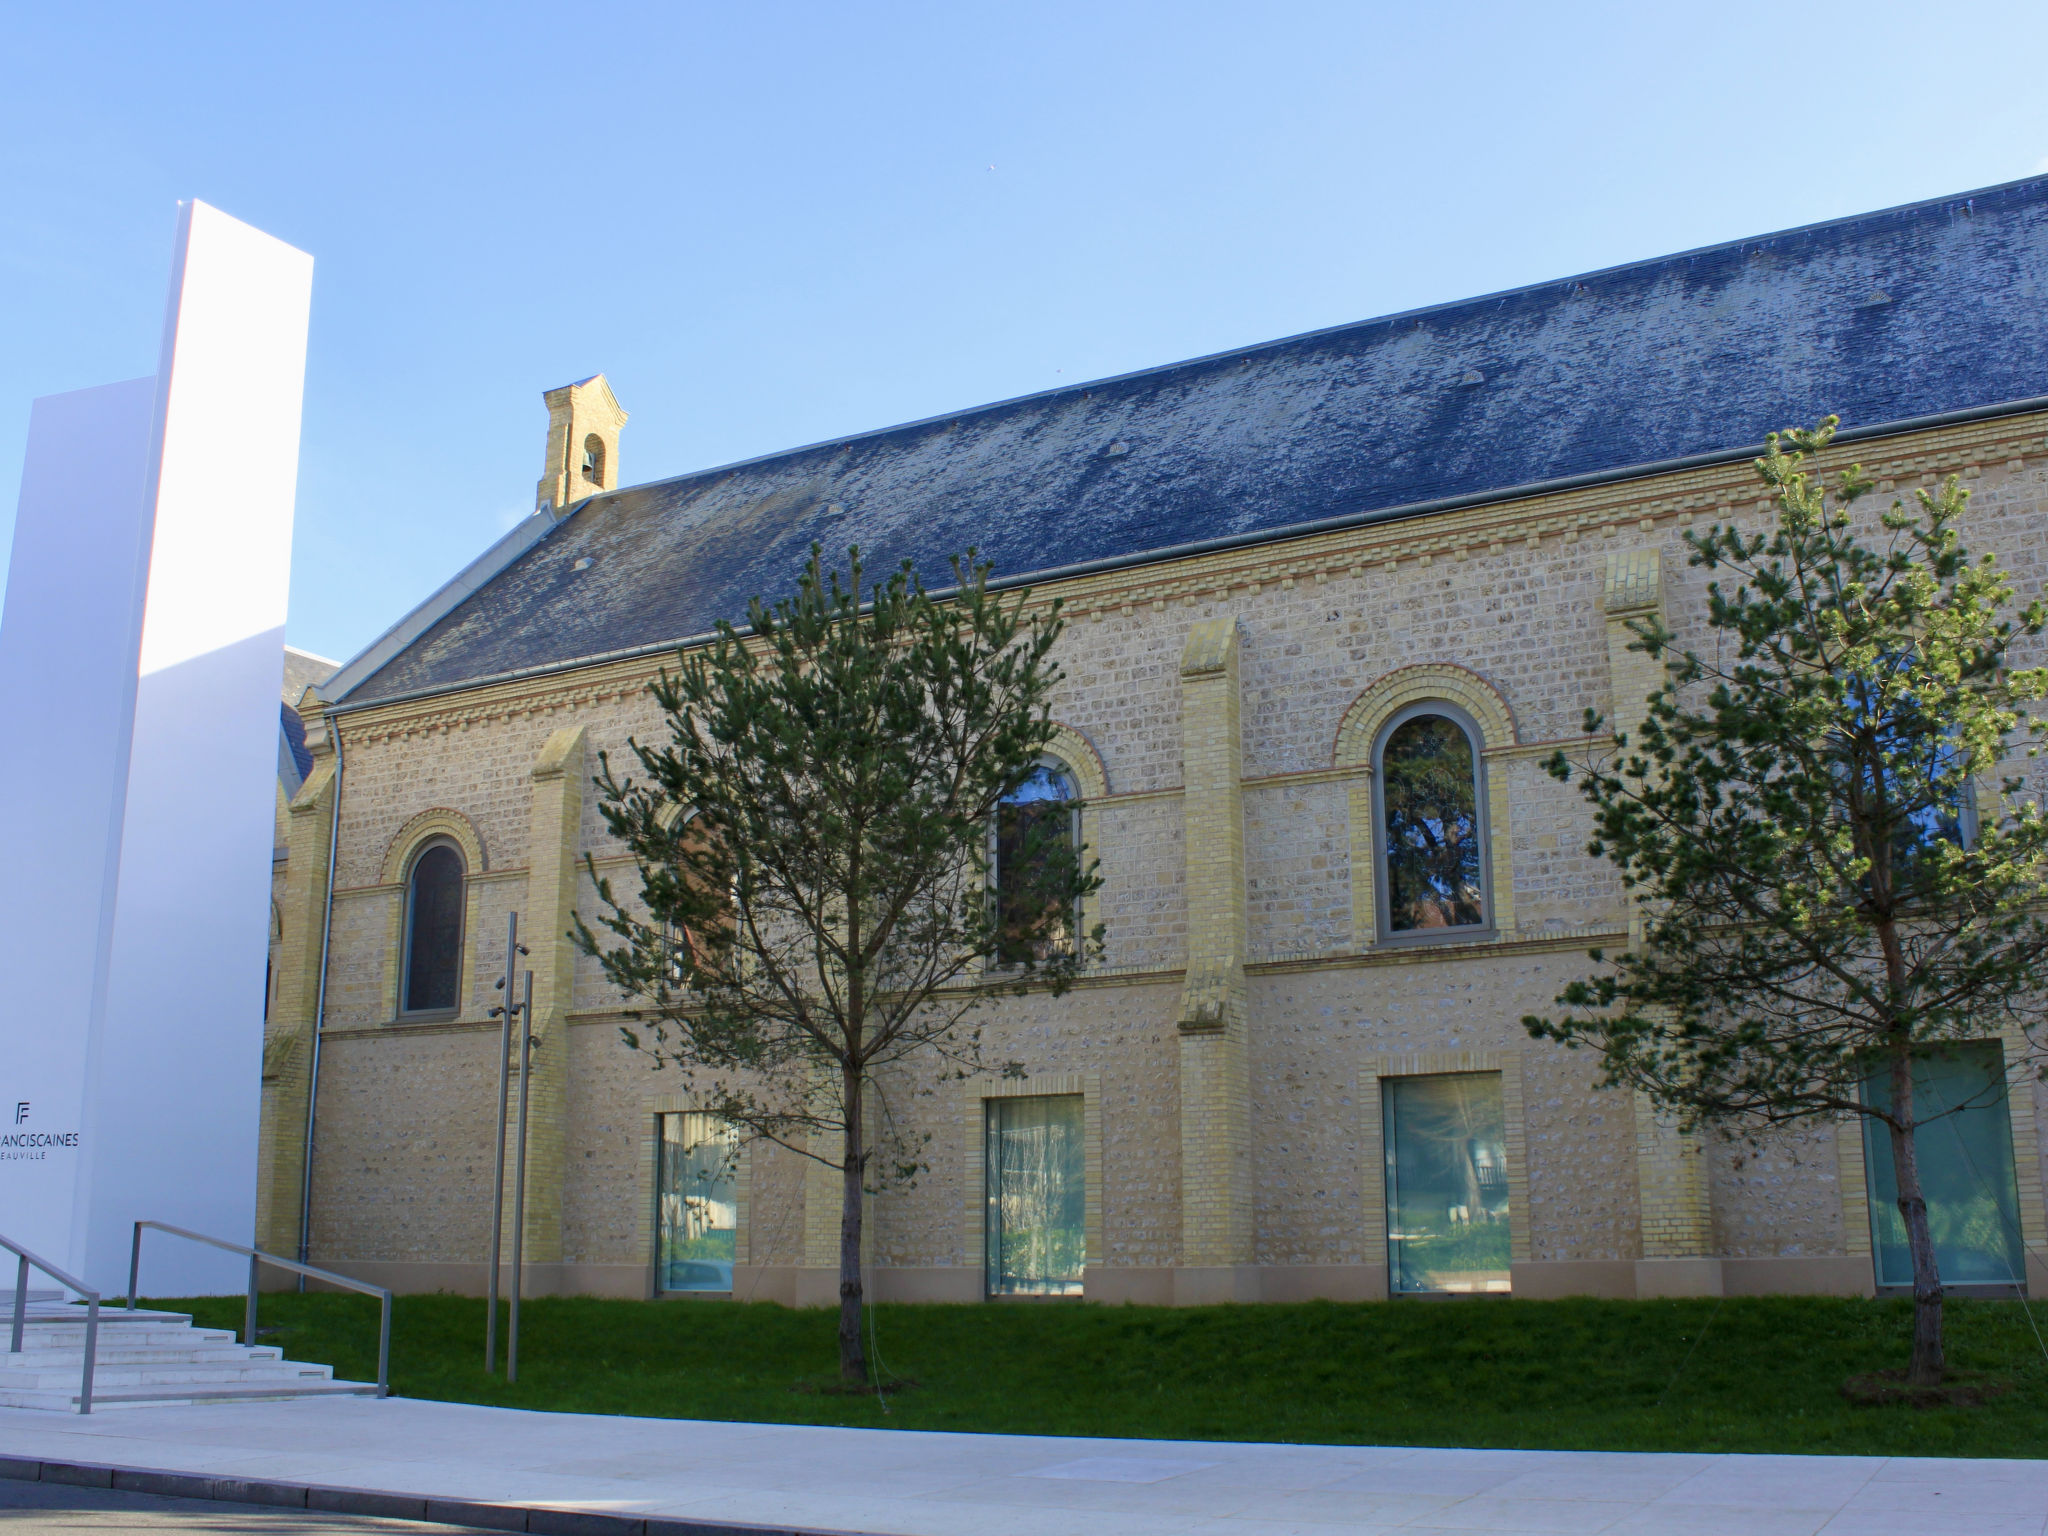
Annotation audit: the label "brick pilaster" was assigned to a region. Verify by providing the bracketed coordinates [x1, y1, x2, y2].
[1605, 549, 1720, 1294]
[1174, 618, 1253, 1294]
[1634, 1091, 1715, 1259]
[508, 726, 583, 1277]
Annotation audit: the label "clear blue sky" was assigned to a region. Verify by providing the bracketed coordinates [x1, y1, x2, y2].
[6, 0, 2047, 664]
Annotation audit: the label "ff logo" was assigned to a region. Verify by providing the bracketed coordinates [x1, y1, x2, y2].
[13, 1102, 26, 1124]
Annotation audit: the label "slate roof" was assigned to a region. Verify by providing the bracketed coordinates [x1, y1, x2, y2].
[340, 175, 2048, 706]
[278, 647, 336, 792]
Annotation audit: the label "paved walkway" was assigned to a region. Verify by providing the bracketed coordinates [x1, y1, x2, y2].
[1, 1396, 2044, 1536]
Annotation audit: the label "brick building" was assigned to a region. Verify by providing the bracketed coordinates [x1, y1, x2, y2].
[261, 178, 2048, 1305]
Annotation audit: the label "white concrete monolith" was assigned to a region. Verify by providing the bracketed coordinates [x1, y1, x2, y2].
[0, 202, 312, 1297]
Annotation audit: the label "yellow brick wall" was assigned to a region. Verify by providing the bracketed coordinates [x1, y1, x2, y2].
[264, 414, 2048, 1300]
[254, 729, 336, 1257]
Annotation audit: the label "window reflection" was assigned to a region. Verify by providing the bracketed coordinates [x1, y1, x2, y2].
[657, 1113, 738, 1292]
[985, 1094, 1086, 1296]
[402, 842, 464, 1014]
[1383, 1072, 1511, 1294]
[1838, 671, 1977, 887]
[1379, 713, 1486, 933]
[995, 761, 1076, 964]
[1862, 1042, 2023, 1288]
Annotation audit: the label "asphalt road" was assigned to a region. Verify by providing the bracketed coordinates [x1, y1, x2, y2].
[0, 1481, 472, 1534]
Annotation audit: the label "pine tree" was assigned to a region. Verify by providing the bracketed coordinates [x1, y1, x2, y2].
[576, 546, 1100, 1383]
[1527, 420, 2048, 1387]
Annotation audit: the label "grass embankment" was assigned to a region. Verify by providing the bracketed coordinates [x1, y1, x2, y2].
[155, 1291, 2048, 1457]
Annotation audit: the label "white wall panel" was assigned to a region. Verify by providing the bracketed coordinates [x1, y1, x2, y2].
[0, 202, 311, 1297]
[0, 380, 157, 1279]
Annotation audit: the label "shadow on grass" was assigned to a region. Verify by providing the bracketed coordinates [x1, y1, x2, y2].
[153, 1292, 2048, 1457]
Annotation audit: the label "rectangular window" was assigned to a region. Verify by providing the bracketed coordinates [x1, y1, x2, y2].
[985, 1094, 1085, 1296]
[1383, 1072, 1511, 1294]
[1862, 1042, 2025, 1289]
[656, 1112, 738, 1293]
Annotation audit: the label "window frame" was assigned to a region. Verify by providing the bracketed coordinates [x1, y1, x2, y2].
[398, 836, 466, 1019]
[1370, 700, 1494, 945]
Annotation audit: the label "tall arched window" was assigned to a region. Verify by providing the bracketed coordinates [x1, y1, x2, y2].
[401, 840, 466, 1014]
[581, 433, 606, 489]
[1374, 704, 1489, 939]
[994, 759, 1078, 964]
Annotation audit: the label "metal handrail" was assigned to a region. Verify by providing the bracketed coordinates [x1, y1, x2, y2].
[1, 1231, 101, 1414]
[127, 1221, 390, 1397]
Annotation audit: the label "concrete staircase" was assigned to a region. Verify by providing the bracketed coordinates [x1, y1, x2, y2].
[0, 1298, 381, 1411]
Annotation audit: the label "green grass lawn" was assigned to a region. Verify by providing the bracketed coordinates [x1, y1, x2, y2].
[154, 1291, 2048, 1458]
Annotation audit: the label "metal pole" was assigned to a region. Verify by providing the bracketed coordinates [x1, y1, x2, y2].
[376, 1291, 391, 1397]
[245, 1253, 260, 1346]
[78, 1295, 97, 1415]
[508, 969, 534, 1384]
[127, 1223, 143, 1310]
[486, 912, 517, 1372]
[9, 1255, 25, 1351]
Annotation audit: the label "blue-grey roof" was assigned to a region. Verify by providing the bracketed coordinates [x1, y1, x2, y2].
[342, 176, 2048, 706]
[281, 703, 313, 782]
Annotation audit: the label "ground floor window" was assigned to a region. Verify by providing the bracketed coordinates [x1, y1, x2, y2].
[657, 1112, 738, 1292]
[1862, 1041, 2024, 1289]
[1383, 1071, 1511, 1294]
[985, 1093, 1085, 1296]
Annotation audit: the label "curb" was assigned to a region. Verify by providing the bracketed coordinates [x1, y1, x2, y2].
[0, 1454, 874, 1536]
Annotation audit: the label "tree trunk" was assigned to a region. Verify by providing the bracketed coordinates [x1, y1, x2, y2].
[1886, 1046, 1945, 1387]
[838, 1064, 868, 1385]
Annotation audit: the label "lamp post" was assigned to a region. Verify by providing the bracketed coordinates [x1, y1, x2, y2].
[484, 914, 526, 1374]
[508, 968, 536, 1384]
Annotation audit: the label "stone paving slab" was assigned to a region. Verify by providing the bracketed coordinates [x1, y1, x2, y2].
[0, 1396, 2044, 1536]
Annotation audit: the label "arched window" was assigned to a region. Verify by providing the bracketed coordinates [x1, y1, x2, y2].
[401, 840, 466, 1014]
[653, 801, 701, 991]
[581, 433, 606, 489]
[1374, 704, 1489, 939]
[994, 759, 1078, 964]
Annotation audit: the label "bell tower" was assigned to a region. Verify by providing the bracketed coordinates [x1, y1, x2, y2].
[535, 374, 628, 514]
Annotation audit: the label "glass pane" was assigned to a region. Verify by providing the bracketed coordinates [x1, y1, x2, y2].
[1841, 674, 1973, 867]
[403, 845, 464, 1012]
[996, 764, 1075, 963]
[986, 1094, 1085, 1295]
[1380, 715, 1485, 932]
[657, 1113, 738, 1291]
[1384, 1073, 1511, 1294]
[1863, 1042, 2023, 1287]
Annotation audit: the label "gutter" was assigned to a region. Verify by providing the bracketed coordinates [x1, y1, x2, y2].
[326, 391, 2048, 718]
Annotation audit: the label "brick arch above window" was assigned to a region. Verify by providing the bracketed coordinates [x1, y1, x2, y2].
[379, 807, 487, 885]
[1334, 665, 1517, 947]
[1332, 664, 1517, 769]
[1042, 722, 1109, 800]
[653, 800, 698, 833]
